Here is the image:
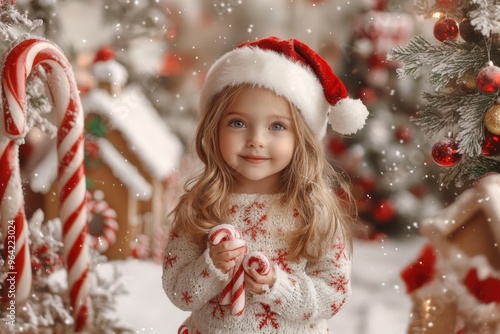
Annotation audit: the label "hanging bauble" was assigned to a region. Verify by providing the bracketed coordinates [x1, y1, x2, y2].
[372, 199, 396, 223]
[481, 130, 500, 156]
[358, 86, 378, 105]
[477, 62, 500, 93]
[431, 137, 462, 167]
[436, 0, 460, 9]
[484, 104, 500, 135]
[459, 18, 483, 44]
[395, 126, 413, 143]
[433, 17, 459, 42]
[327, 137, 347, 156]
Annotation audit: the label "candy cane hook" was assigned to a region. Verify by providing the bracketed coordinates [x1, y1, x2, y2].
[1, 38, 90, 331]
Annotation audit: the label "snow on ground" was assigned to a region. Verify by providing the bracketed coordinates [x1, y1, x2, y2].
[92, 236, 426, 334]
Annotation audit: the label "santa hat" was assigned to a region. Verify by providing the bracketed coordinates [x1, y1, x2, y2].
[199, 36, 369, 138]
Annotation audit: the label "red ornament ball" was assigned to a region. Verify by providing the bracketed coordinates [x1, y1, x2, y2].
[431, 137, 462, 167]
[433, 17, 459, 42]
[327, 137, 347, 156]
[395, 126, 413, 143]
[372, 199, 395, 223]
[358, 87, 378, 105]
[482, 130, 500, 156]
[477, 64, 500, 93]
[436, 0, 460, 9]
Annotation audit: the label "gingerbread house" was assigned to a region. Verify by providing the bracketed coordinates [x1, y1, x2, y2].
[402, 173, 500, 333]
[29, 83, 184, 260]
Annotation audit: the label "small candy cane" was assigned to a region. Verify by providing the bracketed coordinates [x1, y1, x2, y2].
[243, 251, 271, 275]
[178, 324, 190, 334]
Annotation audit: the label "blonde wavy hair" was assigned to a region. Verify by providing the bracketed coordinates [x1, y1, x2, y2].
[172, 83, 357, 261]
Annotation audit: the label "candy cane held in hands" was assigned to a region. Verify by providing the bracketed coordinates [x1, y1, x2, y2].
[208, 224, 246, 316]
[1, 38, 90, 331]
[243, 251, 271, 276]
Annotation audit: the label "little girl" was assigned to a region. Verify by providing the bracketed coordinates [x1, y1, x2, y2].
[162, 36, 368, 333]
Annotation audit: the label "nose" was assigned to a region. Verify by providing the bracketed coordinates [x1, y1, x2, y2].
[247, 129, 265, 148]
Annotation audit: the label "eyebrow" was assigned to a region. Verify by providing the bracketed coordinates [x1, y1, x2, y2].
[224, 111, 292, 121]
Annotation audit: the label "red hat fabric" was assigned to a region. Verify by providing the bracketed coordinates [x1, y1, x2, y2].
[199, 36, 368, 137]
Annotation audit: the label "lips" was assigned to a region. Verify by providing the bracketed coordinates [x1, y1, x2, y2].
[240, 155, 269, 163]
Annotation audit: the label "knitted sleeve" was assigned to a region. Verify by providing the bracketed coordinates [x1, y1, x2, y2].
[162, 229, 230, 311]
[252, 238, 351, 321]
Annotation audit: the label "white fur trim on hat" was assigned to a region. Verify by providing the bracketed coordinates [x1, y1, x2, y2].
[200, 46, 329, 139]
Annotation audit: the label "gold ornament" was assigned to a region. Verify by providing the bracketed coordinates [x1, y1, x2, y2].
[485, 104, 500, 135]
[459, 70, 477, 90]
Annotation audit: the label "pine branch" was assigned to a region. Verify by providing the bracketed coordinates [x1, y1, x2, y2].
[388, 36, 433, 79]
[389, 36, 488, 90]
[469, 0, 500, 37]
[439, 155, 500, 187]
[411, 92, 463, 138]
[413, 92, 495, 156]
[456, 93, 496, 156]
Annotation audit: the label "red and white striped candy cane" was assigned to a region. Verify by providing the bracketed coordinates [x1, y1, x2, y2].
[178, 324, 190, 334]
[208, 224, 246, 316]
[1, 38, 90, 331]
[243, 251, 271, 275]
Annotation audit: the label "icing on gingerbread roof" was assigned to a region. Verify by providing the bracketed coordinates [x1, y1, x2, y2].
[29, 139, 151, 200]
[420, 173, 500, 245]
[82, 84, 183, 180]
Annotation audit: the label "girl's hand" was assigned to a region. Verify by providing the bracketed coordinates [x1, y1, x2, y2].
[209, 239, 246, 273]
[244, 266, 275, 295]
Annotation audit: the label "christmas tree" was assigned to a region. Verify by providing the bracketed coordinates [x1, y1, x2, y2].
[391, 1, 500, 332]
[388, 0, 500, 188]
[326, 0, 448, 237]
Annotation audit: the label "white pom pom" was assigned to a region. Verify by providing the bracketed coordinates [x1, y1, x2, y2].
[328, 98, 369, 135]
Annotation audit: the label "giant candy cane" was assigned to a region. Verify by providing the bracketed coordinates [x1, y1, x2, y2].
[1, 38, 90, 331]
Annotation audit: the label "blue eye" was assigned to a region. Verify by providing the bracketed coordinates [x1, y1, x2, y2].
[229, 119, 245, 128]
[270, 123, 285, 131]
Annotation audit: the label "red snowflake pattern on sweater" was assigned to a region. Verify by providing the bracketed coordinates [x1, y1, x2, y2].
[303, 312, 312, 321]
[209, 298, 225, 319]
[163, 255, 177, 269]
[331, 298, 346, 316]
[332, 242, 348, 268]
[181, 291, 193, 304]
[229, 204, 238, 215]
[201, 269, 210, 278]
[330, 274, 349, 294]
[271, 249, 292, 274]
[241, 202, 268, 241]
[255, 303, 279, 330]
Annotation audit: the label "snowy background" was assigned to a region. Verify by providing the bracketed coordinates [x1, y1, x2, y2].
[70, 236, 426, 334]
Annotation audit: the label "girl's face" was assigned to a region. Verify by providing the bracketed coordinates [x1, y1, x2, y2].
[218, 86, 296, 194]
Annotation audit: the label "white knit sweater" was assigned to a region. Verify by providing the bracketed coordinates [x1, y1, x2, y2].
[162, 193, 352, 334]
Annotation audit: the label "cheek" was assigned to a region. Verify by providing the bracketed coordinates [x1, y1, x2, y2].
[273, 136, 296, 162]
[219, 132, 235, 162]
